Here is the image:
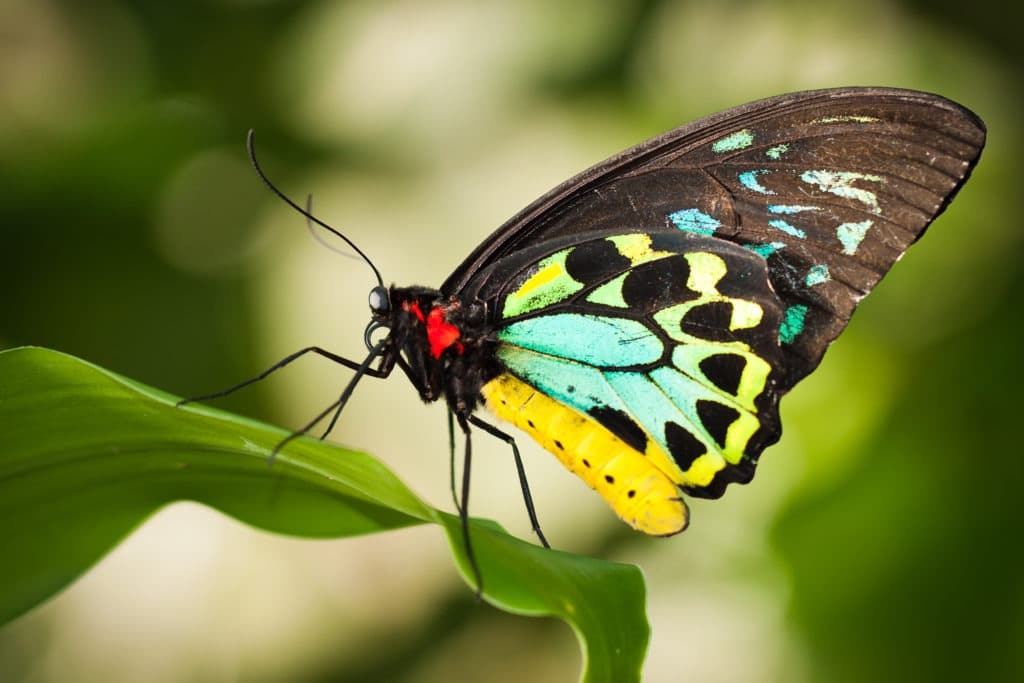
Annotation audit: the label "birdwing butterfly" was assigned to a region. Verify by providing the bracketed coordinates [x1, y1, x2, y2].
[185, 87, 985, 589]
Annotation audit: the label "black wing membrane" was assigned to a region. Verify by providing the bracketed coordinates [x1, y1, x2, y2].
[444, 87, 985, 391]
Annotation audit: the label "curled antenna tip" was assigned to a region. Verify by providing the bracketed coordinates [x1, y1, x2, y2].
[244, 129, 384, 288]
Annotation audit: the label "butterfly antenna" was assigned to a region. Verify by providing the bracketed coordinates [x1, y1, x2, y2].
[304, 194, 361, 262]
[246, 130, 384, 289]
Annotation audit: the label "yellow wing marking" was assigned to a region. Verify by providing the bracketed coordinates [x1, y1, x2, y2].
[681, 454, 723, 487]
[516, 260, 564, 299]
[481, 373, 689, 536]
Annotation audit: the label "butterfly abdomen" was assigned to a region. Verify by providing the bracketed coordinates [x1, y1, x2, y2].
[482, 372, 690, 535]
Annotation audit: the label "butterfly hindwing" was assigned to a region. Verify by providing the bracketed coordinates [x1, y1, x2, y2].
[477, 231, 785, 513]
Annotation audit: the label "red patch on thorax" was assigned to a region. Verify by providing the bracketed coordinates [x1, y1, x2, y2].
[426, 306, 463, 358]
[406, 301, 463, 358]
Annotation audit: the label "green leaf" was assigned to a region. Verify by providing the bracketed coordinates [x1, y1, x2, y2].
[0, 347, 648, 682]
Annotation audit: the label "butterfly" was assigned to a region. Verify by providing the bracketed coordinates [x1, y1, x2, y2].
[185, 87, 984, 589]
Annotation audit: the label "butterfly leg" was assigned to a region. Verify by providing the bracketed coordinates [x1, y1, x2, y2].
[316, 338, 400, 440]
[268, 339, 388, 462]
[447, 409, 461, 514]
[456, 413, 485, 598]
[177, 345, 392, 407]
[466, 415, 551, 549]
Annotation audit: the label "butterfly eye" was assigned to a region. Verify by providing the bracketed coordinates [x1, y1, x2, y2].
[368, 285, 390, 315]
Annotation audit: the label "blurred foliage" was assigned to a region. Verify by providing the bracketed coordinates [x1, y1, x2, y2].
[0, 0, 1020, 682]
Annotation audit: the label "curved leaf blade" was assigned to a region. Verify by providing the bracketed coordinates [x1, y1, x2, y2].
[440, 515, 649, 681]
[0, 347, 648, 682]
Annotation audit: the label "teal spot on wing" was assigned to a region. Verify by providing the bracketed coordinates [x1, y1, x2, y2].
[765, 144, 789, 160]
[497, 313, 662, 367]
[780, 305, 809, 344]
[744, 241, 786, 258]
[649, 367, 715, 416]
[768, 219, 806, 239]
[712, 129, 754, 153]
[495, 346, 625, 414]
[604, 370, 713, 463]
[768, 205, 818, 215]
[801, 170, 883, 213]
[669, 208, 721, 236]
[836, 219, 873, 255]
[738, 170, 775, 195]
[805, 264, 830, 286]
[649, 367, 732, 441]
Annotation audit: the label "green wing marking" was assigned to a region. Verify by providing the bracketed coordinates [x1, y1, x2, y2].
[501, 249, 583, 318]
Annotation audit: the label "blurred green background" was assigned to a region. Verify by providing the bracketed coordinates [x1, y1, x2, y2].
[0, 0, 1019, 681]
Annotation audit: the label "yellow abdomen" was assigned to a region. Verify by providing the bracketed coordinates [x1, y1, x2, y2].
[481, 373, 688, 536]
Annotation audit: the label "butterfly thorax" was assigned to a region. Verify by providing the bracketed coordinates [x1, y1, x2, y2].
[383, 286, 499, 413]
